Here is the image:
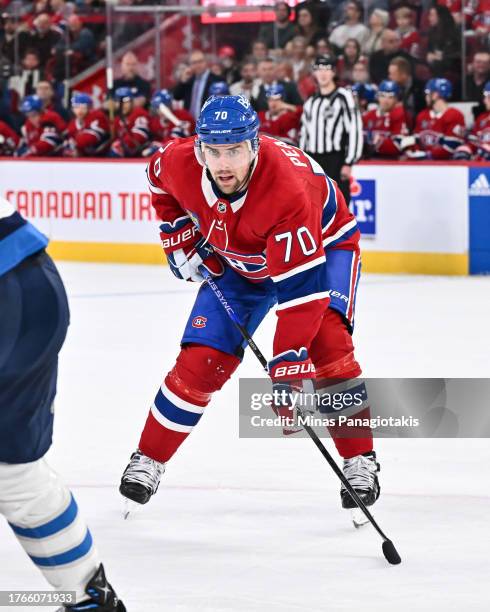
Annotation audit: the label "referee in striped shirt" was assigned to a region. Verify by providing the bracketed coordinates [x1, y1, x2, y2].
[300, 55, 363, 205]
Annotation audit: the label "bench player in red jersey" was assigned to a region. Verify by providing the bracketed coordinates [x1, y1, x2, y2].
[0, 120, 19, 155]
[17, 95, 66, 157]
[110, 87, 151, 157]
[401, 78, 465, 160]
[454, 81, 490, 161]
[362, 80, 410, 159]
[65, 93, 110, 157]
[258, 83, 302, 145]
[119, 95, 380, 522]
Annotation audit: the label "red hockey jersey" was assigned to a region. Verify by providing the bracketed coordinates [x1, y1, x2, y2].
[150, 108, 195, 145]
[0, 120, 19, 155]
[362, 104, 409, 158]
[113, 107, 151, 156]
[413, 107, 465, 160]
[466, 111, 490, 160]
[258, 108, 302, 145]
[146, 135, 359, 355]
[20, 110, 66, 157]
[66, 109, 110, 156]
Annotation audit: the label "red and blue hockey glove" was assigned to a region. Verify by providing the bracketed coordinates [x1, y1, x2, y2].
[268, 348, 316, 435]
[160, 216, 223, 282]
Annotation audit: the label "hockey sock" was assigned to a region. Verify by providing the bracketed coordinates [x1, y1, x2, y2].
[139, 344, 240, 462]
[0, 459, 99, 602]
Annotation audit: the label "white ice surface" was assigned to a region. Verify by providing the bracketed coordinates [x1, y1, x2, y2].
[1, 264, 490, 611]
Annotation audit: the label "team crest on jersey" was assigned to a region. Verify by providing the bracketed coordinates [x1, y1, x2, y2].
[185, 209, 200, 230]
[192, 316, 207, 328]
[216, 200, 227, 214]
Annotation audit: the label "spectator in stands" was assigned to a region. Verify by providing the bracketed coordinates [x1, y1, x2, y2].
[352, 60, 370, 84]
[362, 9, 389, 55]
[314, 37, 334, 57]
[369, 29, 412, 83]
[426, 5, 460, 78]
[113, 51, 152, 108]
[258, 2, 296, 50]
[53, 14, 96, 79]
[229, 59, 260, 99]
[294, 5, 323, 48]
[0, 14, 33, 67]
[337, 38, 366, 85]
[388, 56, 425, 123]
[329, 1, 369, 54]
[173, 50, 221, 120]
[35, 79, 69, 120]
[251, 40, 269, 62]
[9, 49, 43, 99]
[394, 6, 420, 59]
[50, 0, 76, 30]
[287, 35, 310, 81]
[465, 52, 490, 102]
[30, 13, 62, 68]
[217, 45, 240, 85]
[251, 57, 303, 111]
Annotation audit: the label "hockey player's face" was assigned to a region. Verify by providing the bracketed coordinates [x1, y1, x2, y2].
[204, 142, 252, 194]
[73, 105, 89, 120]
[378, 93, 396, 113]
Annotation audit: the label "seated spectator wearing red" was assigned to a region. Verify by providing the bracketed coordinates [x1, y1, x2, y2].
[336, 38, 367, 86]
[110, 86, 151, 158]
[0, 120, 19, 155]
[146, 89, 195, 157]
[17, 94, 66, 157]
[454, 81, 490, 160]
[217, 46, 240, 85]
[394, 7, 421, 59]
[401, 78, 465, 160]
[65, 93, 110, 157]
[362, 80, 410, 159]
[258, 83, 302, 145]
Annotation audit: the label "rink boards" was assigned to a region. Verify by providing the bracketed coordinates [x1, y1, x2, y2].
[1, 158, 489, 275]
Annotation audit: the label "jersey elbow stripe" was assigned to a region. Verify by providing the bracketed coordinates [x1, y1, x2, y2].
[276, 291, 330, 311]
[148, 182, 167, 195]
[323, 219, 358, 247]
[322, 176, 338, 231]
[271, 254, 325, 282]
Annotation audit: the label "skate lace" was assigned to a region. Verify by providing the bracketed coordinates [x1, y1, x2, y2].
[342, 455, 377, 491]
[123, 452, 165, 491]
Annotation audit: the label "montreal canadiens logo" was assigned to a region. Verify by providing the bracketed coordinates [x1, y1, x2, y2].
[216, 200, 227, 214]
[192, 316, 207, 328]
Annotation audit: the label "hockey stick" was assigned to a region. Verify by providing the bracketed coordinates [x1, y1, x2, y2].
[199, 266, 401, 565]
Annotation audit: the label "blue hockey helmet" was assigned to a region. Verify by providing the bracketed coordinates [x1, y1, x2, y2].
[352, 82, 377, 104]
[425, 78, 452, 100]
[208, 81, 230, 96]
[20, 95, 43, 114]
[265, 83, 285, 99]
[151, 89, 173, 110]
[378, 79, 400, 98]
[114, 86, 136, 102]
[484, 81, 490, 97]
[196, 95, 260, 150]
[71, 92, 93, 107]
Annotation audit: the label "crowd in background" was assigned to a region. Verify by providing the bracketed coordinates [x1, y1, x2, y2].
[0, 0, 489, 161]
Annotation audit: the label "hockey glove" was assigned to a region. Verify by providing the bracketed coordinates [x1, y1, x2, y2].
[268, 348, 316, 435]
[453, 145, 472, 160]
[160, 216, 223, 282]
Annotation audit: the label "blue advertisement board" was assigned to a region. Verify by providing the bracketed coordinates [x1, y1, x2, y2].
[469, 167, 490, 274]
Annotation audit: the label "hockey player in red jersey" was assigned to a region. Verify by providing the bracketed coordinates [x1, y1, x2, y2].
[144, 89, 195, 157]
[362, 80, 410, 159]
[120, 95, 380, 520]
[0, 120, 19, 155]
[454, 81, 490, 161]
[401, 78, 465, 160]
[258, 83, 302, 145]
[17, 95, 66, 157]
[65, 93, 110, 157]
[110, 87, 151, 157]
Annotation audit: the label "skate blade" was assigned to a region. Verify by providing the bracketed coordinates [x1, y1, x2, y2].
[123, 498, 143, 520]
[351, 507, 369, 528]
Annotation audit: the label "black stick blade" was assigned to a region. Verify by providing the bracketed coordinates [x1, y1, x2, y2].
[382, 540, 402, 565]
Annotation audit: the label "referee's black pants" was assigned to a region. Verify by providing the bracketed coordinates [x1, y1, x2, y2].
[308, 151, 351, 206]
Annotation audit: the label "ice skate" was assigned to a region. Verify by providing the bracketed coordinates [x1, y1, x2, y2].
[119, 450, 165, 515]
[340, 451, 380, 526]
[59, 564, 126, 611]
